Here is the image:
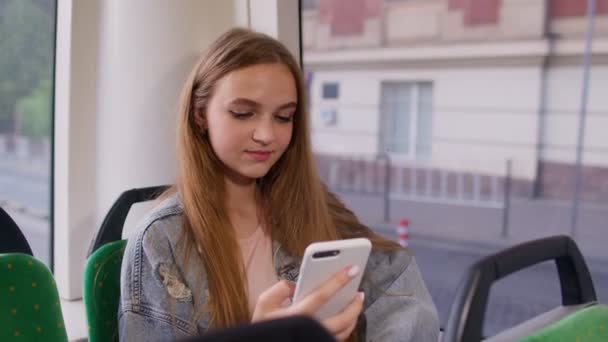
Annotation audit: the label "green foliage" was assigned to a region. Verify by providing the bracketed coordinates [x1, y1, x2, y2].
[0, 0, 55, 133]
[16, 79, 51, 138]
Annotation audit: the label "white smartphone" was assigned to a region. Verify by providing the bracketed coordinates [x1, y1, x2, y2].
[292, 238, 372, 320]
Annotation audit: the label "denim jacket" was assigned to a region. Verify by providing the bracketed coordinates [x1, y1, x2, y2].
[119, 195, 439, 341]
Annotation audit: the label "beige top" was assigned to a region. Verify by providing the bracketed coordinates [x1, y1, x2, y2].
[237, 226, 279, 312]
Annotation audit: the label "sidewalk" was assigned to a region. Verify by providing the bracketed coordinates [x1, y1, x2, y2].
[0, 153, 50, 179]
[337, 191, 608, 262]
[0, 153, 50, 218]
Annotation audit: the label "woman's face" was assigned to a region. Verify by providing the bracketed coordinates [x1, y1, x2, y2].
[204, 63, 296, 183]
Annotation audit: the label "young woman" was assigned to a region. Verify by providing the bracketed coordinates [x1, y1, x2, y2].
[119, 28, 439, 341]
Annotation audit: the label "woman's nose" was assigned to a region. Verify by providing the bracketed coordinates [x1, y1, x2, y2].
[252, 117, 275, 144]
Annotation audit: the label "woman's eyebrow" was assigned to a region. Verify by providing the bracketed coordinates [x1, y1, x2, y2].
[229, 98, 297, 111]
[229, 98, 260, 108]
[276, 102, 297, 111]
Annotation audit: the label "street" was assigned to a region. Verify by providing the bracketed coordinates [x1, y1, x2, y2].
[402, 234, 608, 336]
[340, 191, 608, 336]
[0, 166, 49, 215]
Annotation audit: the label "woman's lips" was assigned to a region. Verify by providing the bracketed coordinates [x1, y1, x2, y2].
[246, 151, 272, 161]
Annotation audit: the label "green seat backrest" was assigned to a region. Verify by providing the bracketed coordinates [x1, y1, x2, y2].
[519, 304, 608, 342]
[83, 240, 127, 342]
[0, 253, 68, 342]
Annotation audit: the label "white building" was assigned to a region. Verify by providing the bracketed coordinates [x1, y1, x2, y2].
[303, 0, 608, 200]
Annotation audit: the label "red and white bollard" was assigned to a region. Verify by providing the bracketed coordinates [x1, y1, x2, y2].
[397, 218, 409, 247]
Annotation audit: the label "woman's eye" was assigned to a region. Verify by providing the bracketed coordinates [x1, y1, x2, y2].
[277, 115, 291, 122]
[275, 115, 293, 123]
[229, 110, 253, 119]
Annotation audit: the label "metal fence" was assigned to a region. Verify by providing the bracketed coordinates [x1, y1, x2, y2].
[319, 153, 513, 234]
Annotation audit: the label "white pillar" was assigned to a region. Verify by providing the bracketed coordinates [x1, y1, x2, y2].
[247, 0, 301, 61]
[54, 0, 101, 300]
[54, 0, 236, 300]
[97, 1, 189, 218]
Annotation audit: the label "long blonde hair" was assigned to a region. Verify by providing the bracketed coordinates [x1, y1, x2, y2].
[173, 28, 402, 336]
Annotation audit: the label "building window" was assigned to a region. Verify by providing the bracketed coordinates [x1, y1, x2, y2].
[379, 82, 433, 158]
[322, 82, 339, 99]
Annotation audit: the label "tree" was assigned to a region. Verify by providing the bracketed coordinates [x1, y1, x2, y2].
[16, 78, 51, 139]
[0, 0, 55, 136]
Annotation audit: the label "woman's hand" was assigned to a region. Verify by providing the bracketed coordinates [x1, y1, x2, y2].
[251, 265, 365, 341]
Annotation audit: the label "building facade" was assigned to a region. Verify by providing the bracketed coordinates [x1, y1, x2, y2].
[303, 0, 608, 201]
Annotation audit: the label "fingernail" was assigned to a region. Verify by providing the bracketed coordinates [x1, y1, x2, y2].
[359, 292, 365, 302]
[347, 265, 360, 278]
